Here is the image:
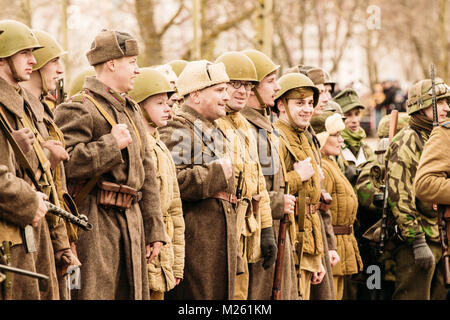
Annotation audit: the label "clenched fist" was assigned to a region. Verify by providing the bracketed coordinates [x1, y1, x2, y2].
[32, 192, 48, 227]
[284, 194, 296, 215]
[111, 124, 132, 150]
[294, 157, 315, 182]
[12, 128, 35, 154]
[41, 140, 70, 169]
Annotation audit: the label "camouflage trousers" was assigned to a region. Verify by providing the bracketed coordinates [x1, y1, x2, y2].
[392, 241, 447, 300]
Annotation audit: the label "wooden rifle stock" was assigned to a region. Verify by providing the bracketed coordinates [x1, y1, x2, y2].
[271, 182, 290, 300]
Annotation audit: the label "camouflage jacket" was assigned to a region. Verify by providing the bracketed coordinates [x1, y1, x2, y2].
[385, 126, 439, 243]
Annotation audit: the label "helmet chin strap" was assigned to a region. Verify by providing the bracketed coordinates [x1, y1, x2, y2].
[6, 57, 23, 83]
[252, 86, 273, 122]
[38, 69, 49, 97]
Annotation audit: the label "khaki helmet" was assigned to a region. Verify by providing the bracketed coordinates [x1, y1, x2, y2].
[128, 67, 174, 104]
[275, 72, 319, 107]
[0, 20, 42, 58]
[168, 59, 188, 77]
[215, 51, 258, 82]
[242, 49, 279, 82]
[333, 88, 365, 114]
[323, 70, 336, 93]
[377, 112, 410, 139]
[406, 78, 450, 115]
[68, 68, 96, 97]
[32, 30, 67, 71]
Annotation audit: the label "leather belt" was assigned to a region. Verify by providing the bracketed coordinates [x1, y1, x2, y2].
[212, 191, 237, 205]
[305, 196, 320, 214]
[333, 225, 353, 235]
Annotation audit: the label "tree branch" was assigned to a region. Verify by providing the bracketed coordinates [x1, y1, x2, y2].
[157, 1, 185, 37]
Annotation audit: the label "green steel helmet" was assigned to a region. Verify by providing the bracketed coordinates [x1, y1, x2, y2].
[215, 51, 258, 82]
[0, 20, 43, 58]
[167, 59, 188, 77]
[128, 67, 174, 104]
[32, 30, 67, 71]
[242, 49, 279, 82]
[377, 112, 410, 139]
[333, 88, 365, 114]
[68, 68, 96, 97]
[323, 70, 336, 93]
[275, 72, 319, 107]
[406, 78, 450, 115]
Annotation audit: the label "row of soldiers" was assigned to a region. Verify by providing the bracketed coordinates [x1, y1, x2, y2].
[0, 19, 449, 300]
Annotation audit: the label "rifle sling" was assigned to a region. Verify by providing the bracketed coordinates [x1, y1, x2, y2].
[73, 93, 144, 206]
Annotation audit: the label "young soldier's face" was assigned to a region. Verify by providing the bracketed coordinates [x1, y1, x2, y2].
[142, 92, 171, 127]
[8, 49, 36, 82]
[198, 83, 229, 121]
[344, 108, 362, 132]
[226, 80, 253, 111]
[422, 99, 450, 123]
[324, 83, 333, 98]
[284, 96, 315, 129]
[112, 55, 140, 93]
[40, 57, 64, 91]
[255, 73, 280, 107]
[312, 83, 329, 116]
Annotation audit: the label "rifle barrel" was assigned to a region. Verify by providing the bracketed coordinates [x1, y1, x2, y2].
[45, 201, 93, 231]
[0, 264, 49, 281]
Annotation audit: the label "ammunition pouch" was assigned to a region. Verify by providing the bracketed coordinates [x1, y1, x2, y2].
[96, 181, 139, 210]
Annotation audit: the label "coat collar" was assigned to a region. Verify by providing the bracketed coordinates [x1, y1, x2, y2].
[0, 77, 25, 118]
[240, 106, 273, 132]
[84, 76, 136, 112]
[179, 103, 218, 131]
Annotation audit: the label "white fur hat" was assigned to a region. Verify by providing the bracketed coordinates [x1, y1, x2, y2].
[316, 113, 345, 149]
[175, 60, 230, 96]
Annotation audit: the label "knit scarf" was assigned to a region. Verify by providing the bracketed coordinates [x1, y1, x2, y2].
[409, 112, 433, 137]
[342, 127, 366, 157]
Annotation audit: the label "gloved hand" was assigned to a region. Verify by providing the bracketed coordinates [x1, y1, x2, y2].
[344, 165, 360, 185]
[412, 237, 435, 270]
[261, 227, 277, 270]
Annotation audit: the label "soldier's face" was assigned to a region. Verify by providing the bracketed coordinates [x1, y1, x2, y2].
[8, 49, 36, 82]
[344, 108, 361, 132]
[312, 84, 329, 117]
[197, 83, 229, 121]
[283, 96, 315, 129]
[322, 131, 344, 156]
[226, 80, 252, 111]
[423, 99, 450, 123]
[40, 57, 64, 91]
[141, 93, 171, 127]
[255, 73, 280, 107]
[112, 55, 140, 93]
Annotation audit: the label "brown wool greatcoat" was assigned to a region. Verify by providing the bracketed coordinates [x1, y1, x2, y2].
[159, 104, 238, 300]
[241, 107, 298, 300]
[0, 78, 59, 300]
[54, 76, 168, 300]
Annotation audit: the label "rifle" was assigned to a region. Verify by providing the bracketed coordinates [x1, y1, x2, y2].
[378, 109, 399, 255]
[56, 78, 67, 105]
[431, 64, 450, 288]
[0, 264, 49, 282]
[45, 201, 93, 231]
[271, 182, 290, 300]
[236, 171, 243, 200]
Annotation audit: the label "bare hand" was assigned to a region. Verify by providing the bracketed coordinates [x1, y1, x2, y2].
[215, 157, 233, 180]
[32, 192, 48, 227]
[283, 194, 296, 215]
[41, 140, 69, 169]
[294, 157, 315, 182]
[111, 124, 132, 150]
[329, 250, 340, 267]
[175, 278, 182, 286]
[311, 263, 326, 285]
[146, 242, 163, 263]
[55, 247, 82, 277]
[12, 128, 35, 154]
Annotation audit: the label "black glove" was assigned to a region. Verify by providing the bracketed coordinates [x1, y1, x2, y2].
[412, 237, 435, 270]
[261, 227, 277, 270]
[344, 165, 360, 185]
